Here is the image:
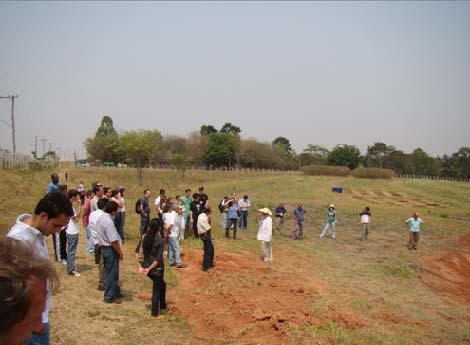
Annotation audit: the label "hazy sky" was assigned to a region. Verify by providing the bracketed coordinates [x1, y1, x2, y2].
[0, 1, 469, 160]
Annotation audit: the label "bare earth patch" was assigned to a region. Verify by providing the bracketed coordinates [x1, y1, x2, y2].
[167, 248, 367, 344]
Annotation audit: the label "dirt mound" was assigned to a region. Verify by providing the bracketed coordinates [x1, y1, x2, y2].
[168, 247, 367, 344]
[458, 234, 470, 247]
[421, 251, 470, 306]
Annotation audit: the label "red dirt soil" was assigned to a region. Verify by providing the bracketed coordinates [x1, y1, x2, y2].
[165, 247, 367, 344]
[420, 235, 470, 306]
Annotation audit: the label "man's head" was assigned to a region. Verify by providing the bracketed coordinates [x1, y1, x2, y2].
[278, 202, 284, 207]
[34, 192, 74, 236]
[185, 189, 191, 196]
[67, 189, 79, 202]
[298, 203, 303, 208]
[103, 187, 112, 199]
[93, 185, 104, 198]
[104, 201, 118, 217]
[144, 189, 151, 198]
[243, 195, 248, 200]
[365, 207, 370, 212]
[97, 198, 108, 210]
[0, 238, 59, 345]
[50, 173, 59, 185]
[159, 189, 165, 196]
[199, 186, 204, 193]
[86, 190, 94, 198]
[192, 193, 200, 201]
[413, 211, 419, 219]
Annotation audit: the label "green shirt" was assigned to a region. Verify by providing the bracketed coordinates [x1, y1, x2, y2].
[327, 210, 336, 223]
[181, 196, 191, 215]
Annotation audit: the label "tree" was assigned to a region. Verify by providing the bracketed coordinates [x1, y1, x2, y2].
[411, 148, 441, 176]
[203, 132, 237, 168]
[85, 116, 120, 163]
[451, 147, 470, 178]
[170, 153, 189, 180]
[272, 137, 294, 156]
[366, 142, 396, 168]
[299, 144, 329, 166]
[200, 125, 217, 136]
[328, 144, 361, 170]
[219, 122, 241, 136]
[117, 130, 162, 185]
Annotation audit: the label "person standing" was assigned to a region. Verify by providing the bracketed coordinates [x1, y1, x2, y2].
[118, 186, 126, 244]
[154, 189, 166, 230]
[197, 207, 214, 272]
[89, 198, 108, 291]
[291, 204, 306, 240]
[66, 190, 82, 277]
[190, 193, 201, 239]
[91, 185, 104, 212]
[225, 201, 239, 239]
[175, 195, 186, 240]
[181, 189, 192, 237]
[82, 190, 95, 254]
[257, 208, 273, 262]
[358, 207, 371, 242]
[163, 205, 187, 268]
[198, 186, 209, 208]
[319, 204, 336, 240]
[47, 173, 60, 193]
[7, 191, 73, 345]
[274, 203, 287, 234]
[406, 212, 423, 250]
[238, 195, 251, 230]
[111, 189, 124, 243]
[95, 201, 123, 304]
[140, 218, 167, 318]
[139, 190, 151, 238]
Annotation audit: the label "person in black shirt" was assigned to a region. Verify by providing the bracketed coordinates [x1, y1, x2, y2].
[198, 186, 209, 208]
[141, 218, 167, 318]
[190, 193, 201, 238]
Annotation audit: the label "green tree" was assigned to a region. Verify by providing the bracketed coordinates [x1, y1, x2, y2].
[200, 125, 218, 136]
[272, 137, 294, 156]
[220, 122, 241, 136]
[299, 144, 329, 166]
[85, 116, 120, 163]
[411, 148, 441, 176]
[96, 115, 117, 137]
[170, 153, 189, 180]
[117, 130, 162, 185]
[366, 142, 396, 168]
[203, 132, 237, 168]
[328, 144, 361, 170]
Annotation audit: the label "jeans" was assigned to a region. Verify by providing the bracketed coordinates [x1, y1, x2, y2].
[192, 215, 199, 238]
[149, 273, 166, 316]
[202, 233, 214, 270]
[168, 237, 182, 266]
[101, 246, 121, 302]
[60, 229, 67, 261]
[362, 223, 369, 241]
[26, 323, 49, 345]
[238, 210, 248, 229]
[86, 225, 95, 254]
[177, 214, 185, 240]
[114, 212, 125, 243]
[225, 218, 238, 239]
[140, 216, 150, 236]
[408, 231, 420, 249]
[275, 216, 285, 233]
[66, 234, 78, 273]
[52, 233, 61, 262]
[320, 221, 336, 239]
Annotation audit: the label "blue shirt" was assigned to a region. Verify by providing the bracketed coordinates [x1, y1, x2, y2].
[227, 205, 239, 219]
[407, 217, 423, 232]
[294, 208, 305, 222]
[47, 182, 59, 193]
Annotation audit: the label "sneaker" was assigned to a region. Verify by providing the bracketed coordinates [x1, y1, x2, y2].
[97, 285, 105, 291]
[176, 263, 187, 268]
[61, 260, 67, 265]
[69, 270, 81, 277]
[169, 262, 176, 267]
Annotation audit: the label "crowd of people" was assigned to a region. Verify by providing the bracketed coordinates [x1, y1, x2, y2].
[0, 172, 425, 345]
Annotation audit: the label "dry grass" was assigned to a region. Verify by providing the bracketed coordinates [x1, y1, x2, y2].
[1, 166, 470, 344]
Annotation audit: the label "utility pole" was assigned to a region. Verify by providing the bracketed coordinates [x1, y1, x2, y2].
[35, 136, 38, 157]
[39, 138, 47, 157]
[48, 143, 52, 153]
[0, 95, 18, 153]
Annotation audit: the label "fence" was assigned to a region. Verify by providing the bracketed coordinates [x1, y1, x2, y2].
[395, 174, 470, 183]
[0, 152, 31, 169]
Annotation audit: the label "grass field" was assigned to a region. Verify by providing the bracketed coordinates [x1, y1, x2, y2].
[1, 166, 469, 345]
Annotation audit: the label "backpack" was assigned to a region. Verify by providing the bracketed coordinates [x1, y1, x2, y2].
[218, 199, 225, 213]
[135, 198, 142, 214]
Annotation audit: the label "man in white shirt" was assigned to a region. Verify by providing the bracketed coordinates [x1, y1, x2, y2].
[89, 198, 108, 291]
[66, 189, 82, 277]
[257, 208, 273, 262]
[238, 195, 251, 230]
[163, 205, 187, 268]
[197, 207, 214, 272]
[95, 201, 123, 304]
[7, 191, 73, 345]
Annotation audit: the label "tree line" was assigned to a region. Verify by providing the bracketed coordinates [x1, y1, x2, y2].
[85, 116, 470, 179]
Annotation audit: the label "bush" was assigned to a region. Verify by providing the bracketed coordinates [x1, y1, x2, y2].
[301, 165, 350, 177]
[352, 167, 395, 179]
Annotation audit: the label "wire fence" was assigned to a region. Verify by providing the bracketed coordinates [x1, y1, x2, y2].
[394, 174, 469, 183]
[0, 151, 31, 168]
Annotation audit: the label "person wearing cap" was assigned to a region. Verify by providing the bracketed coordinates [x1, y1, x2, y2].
[406, 212, 423, 250]
[319, 204, 337, 240]
[257, 208, 273, 262]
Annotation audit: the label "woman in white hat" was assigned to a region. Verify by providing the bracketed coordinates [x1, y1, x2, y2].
[319, 204, 336, 239]
[257, 208, 273, 262]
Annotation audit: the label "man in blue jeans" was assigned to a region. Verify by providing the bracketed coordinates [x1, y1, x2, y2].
[238, 195, 251, 230]
[95, 201, 124, 303]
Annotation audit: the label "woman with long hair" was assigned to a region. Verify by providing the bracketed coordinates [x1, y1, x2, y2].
[141, 218, 167, 318]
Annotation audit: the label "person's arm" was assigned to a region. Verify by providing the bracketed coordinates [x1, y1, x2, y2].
[143, 240, 163, 275]
[111, 240, 123, 260]
[140, 200, 146, 217]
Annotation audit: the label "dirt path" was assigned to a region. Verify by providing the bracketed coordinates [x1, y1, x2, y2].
[166, 245, 366, 345]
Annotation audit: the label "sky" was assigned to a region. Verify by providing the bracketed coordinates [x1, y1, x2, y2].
[0, 1, 469, 160]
